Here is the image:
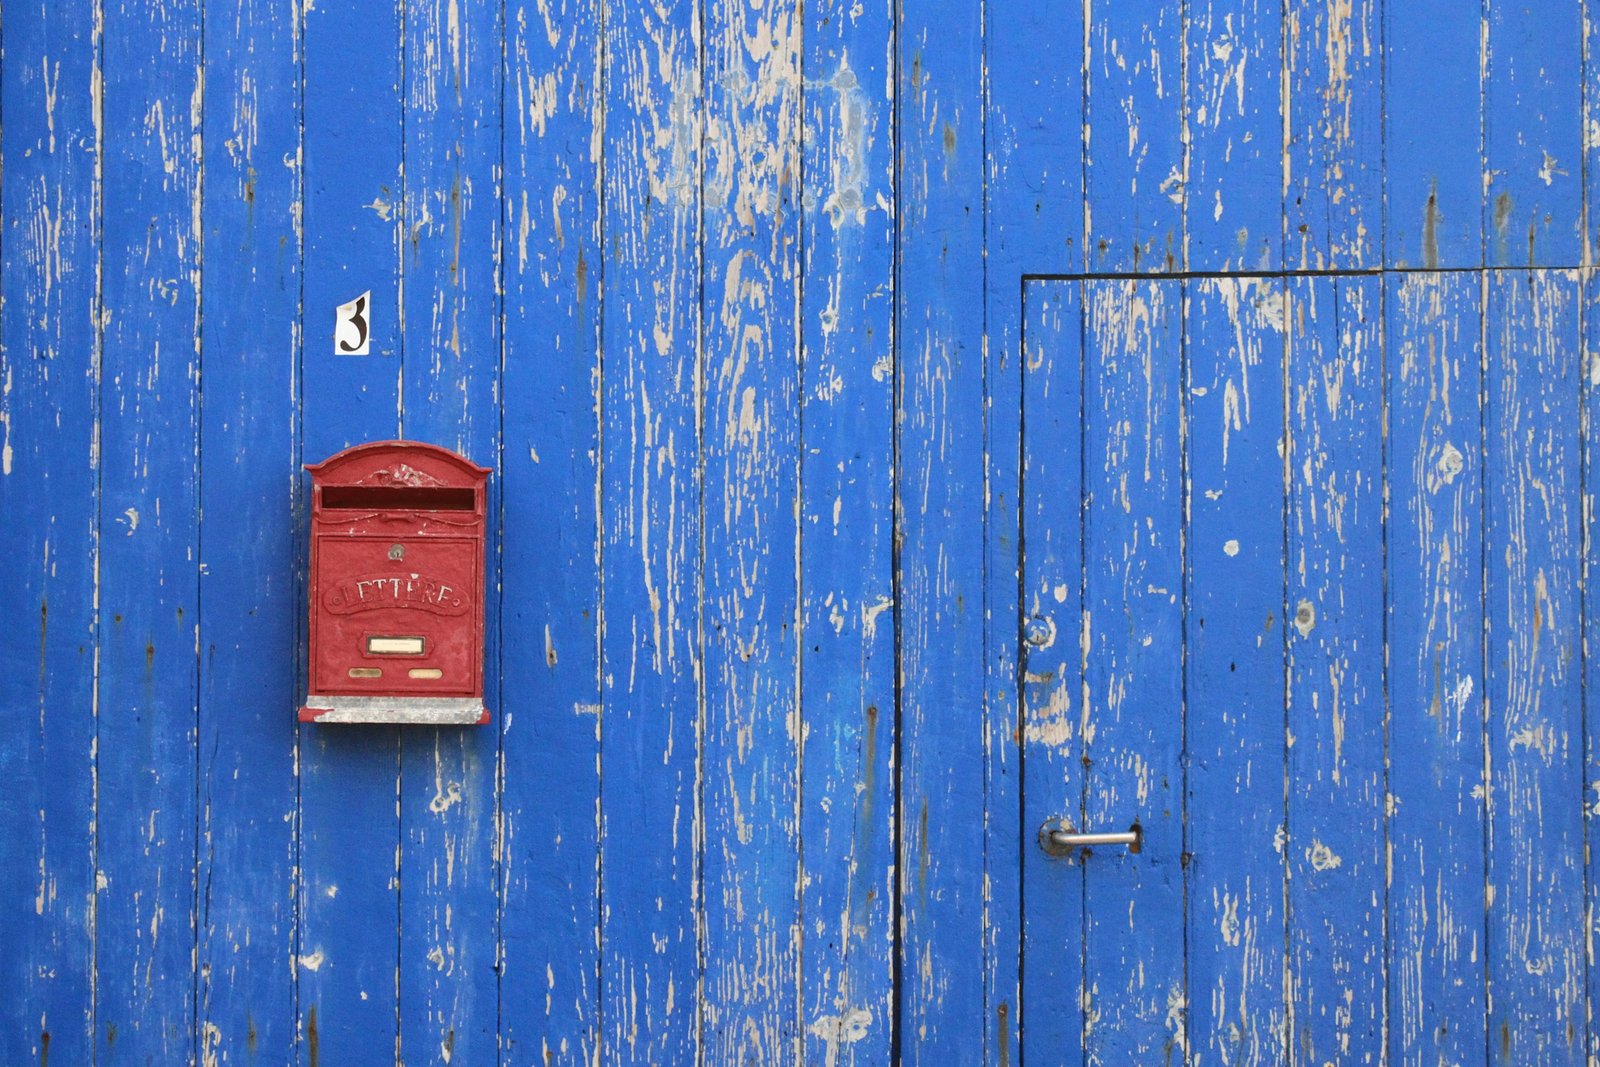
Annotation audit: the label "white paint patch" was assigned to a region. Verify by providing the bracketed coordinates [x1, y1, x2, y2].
[1539, 150, 1562, 186]
[1223, 539, 1240, 557]
[298, 949, 326, 972]
[861, 595, 893, 638]
[1293, 599, 1316, 638]
[819, 56, 871, 229]
[1, 365, 12, 474]
[430, 780, 463, 814]
[809, 1008, 872, 1049]
[1307, 841, 1343, 871]
[1023, 680, 1073, 746]
[1434, 441, 1464, 486]
[1255, 287, 1287, 333]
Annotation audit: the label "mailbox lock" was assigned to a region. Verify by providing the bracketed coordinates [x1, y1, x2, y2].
[388, 543, 405, 561]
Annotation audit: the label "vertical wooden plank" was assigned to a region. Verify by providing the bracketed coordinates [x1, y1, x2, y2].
[1385, 270, 1488, 1066]
[1484, 269, 1585, 1064]
[1080, 278, 1186, 1062]
[798, 1, 898, 1062]
[1018, 280, 1088, 1063]
[94, 0, 202, 1059]
[988, 0, 1085, 273]
[1086, 1, 1185, 273]
[298, 0, 405, 1058]
[0, 4, 102, 1063]
[700, 2, 803, 1058]
[1285, 276, 1385, 1064]
[1588, 0, 1600, 265]
[194, 0, 303, 1060]
[1185, 0, 1284, 271]
[1384, 4, 1481, 268]
[499, 0, 602, 1060]
[1285, 0, 1382, 269]
[397, 0, 502, 1061]
[1075, 281, 1190, 1062]
[1185, 276, 1288, 1066]
[1585, 268, 1600, 1067]
[600, 0, 703, 1059]
[1485, 5, 1583, 267]
[897, 0, 988, 1058]
[986, 10, 1085, 1059]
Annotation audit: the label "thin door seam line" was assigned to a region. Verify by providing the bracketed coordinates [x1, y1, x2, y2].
[1022, 265, 1595, 283]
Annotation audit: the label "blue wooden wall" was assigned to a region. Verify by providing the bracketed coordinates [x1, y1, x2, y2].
[0, 0, 1596, 1064]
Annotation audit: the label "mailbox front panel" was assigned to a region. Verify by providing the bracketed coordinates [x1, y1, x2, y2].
[309, 533, 482, 696]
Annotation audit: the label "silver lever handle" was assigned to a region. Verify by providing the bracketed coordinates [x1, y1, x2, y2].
[1051, 829, 1138, 848]
[1037, 817, 1141, 858]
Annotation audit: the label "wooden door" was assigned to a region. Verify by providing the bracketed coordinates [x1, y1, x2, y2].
[1014, 270, 1586, 1064]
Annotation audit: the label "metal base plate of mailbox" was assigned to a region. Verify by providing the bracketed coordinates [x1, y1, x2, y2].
[300, 695, 490, 726]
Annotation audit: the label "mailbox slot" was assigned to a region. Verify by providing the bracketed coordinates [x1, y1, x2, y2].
[320, 485, 477, 511]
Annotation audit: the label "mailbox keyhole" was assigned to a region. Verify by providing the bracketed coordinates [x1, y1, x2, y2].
[388, 543, 405, 561]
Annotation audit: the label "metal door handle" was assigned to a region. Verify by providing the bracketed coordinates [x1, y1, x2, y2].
[1037, 817, 1141, 858]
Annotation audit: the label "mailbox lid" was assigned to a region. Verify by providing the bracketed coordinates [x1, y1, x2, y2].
[307, 440, 489, 520]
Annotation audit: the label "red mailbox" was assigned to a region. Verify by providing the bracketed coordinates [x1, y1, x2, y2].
[300, 441, 490, 725]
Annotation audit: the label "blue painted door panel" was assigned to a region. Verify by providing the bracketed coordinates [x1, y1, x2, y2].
[1016, 272, 1585, 1065]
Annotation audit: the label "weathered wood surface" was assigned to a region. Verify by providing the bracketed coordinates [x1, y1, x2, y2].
[3, 2, 1599, 1064]
[1285, 276, 1384, 1063]
[95, 0, 204, 1060]
[398, 0, 503, 1060]
[1185, 276, 1291, 1065]
[1386, 269, 1487, 1065]
[296, 1, 407, 1062]
[198, 0, 302, 1061]
[500, 0, 602, 1061]
[0, 5, 101, 1066]
[799, 2, 897, 1064]
[1078, 279, 1185, 1061]
[1019, 281, 1088, 1062]
[599, 0, 702, 1060]
[1483, 270, 1584, 1064]
[896, 2, 988, 1063]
